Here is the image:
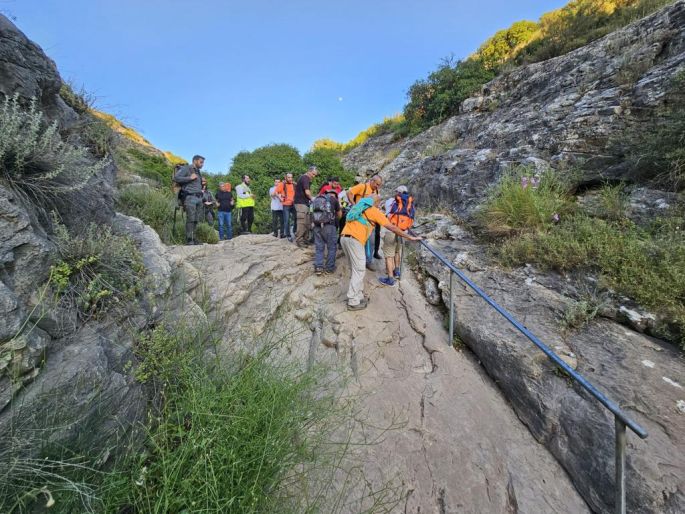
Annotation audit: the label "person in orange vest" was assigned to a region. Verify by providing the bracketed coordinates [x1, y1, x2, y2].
[340, 194, 421, 310]
[346, 175, 383, 269]
[276, 173, 296, 239]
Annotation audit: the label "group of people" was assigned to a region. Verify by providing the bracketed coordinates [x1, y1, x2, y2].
[174, 156, 421, 311]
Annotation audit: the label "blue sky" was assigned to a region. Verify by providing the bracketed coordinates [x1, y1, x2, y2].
[6, 0, 565, 172]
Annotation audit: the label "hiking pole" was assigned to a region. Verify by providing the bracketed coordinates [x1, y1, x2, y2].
[173, 205, 178, 234]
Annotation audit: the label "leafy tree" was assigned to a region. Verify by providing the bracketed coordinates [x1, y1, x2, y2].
[477, 20, 538, 70]
[303, 147, 357, 192]
[222, 144, 304, 233]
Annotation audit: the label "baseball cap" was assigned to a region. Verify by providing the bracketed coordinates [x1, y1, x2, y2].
[396, 185, 408, 193]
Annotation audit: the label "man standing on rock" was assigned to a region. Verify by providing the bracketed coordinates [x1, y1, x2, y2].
[276, 172, 296, 240]
[235, 175, 255, 234]
[269, 178, 284, 237]
[174, 154, 205, 245]
[215, 182, 234, 241]
[341, 194, 421, 310]
[294, 165, 318, 247]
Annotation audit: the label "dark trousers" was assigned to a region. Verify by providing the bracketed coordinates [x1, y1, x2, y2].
[282, 205, 295, 239]
[314, 224, 337, 271]
[338, 209, 348, 242]
[374, 224, 381, 257]
[184, 195, 202, 242]
[272, 209, 284, 236]
[240, 207, 254, 233]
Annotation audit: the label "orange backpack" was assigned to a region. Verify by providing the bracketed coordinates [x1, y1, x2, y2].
[388, 192, 415, 230]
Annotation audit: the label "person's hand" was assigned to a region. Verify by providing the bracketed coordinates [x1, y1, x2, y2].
[410, 235, 423, 241]
[190, 173, 198, 180]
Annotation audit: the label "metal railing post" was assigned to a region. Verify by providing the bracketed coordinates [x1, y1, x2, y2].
[448, 271, 454, 346]
[615, 417, 627, 514]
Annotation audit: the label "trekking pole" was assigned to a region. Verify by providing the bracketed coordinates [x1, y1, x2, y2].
[173, 205, 178, 234]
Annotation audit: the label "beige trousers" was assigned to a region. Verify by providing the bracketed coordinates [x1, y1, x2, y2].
[341, 236, 366, 306]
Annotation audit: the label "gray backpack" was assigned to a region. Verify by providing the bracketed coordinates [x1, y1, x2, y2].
[311, 195, 335, 225]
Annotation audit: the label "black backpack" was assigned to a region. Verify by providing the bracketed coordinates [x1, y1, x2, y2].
[311, 194, 335, 225]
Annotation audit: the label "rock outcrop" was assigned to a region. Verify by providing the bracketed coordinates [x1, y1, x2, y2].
[0, 15, 199, 463]
[340, 3, 685, 512]
[171, 236, 591, 513]
[343, 2, 685, 217]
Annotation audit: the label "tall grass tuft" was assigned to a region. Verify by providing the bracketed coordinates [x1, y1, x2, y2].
[480, 165, 574, 237]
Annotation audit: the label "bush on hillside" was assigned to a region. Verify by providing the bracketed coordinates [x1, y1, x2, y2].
[303, 147, 357, 188]
[310, 114, 405, 154]
[49, 220, 145, 319]
[402, 58, 495, 134]
[0, 95, 108, 218]
[477, 20, 539, 70]
[514, 0, 673, 65]
[126, 148, 175, 185]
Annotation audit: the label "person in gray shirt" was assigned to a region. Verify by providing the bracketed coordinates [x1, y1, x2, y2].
[174, 154, 205, 245]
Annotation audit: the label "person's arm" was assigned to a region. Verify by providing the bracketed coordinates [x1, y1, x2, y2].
[174, 166, 195, 184]
[383, 221, 422, 241]
[346, 189, 355, 205]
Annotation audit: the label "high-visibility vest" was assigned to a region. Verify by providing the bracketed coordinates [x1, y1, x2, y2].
[235, 183, 255, 208]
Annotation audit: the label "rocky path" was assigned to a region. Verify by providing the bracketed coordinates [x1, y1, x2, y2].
[171, 235, 589, 513]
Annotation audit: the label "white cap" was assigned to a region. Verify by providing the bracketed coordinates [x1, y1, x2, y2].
[396, 185, 408, 193]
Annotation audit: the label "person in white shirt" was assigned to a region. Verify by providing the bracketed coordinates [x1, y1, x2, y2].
[270, 178, 284, 237]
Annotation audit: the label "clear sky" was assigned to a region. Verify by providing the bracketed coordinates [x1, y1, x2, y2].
[5, 0, 565, 172]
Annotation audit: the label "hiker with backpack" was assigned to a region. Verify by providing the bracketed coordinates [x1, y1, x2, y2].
[174, 154, 205, 245]
[311, 189, 342, 275]
[379, 186, 415, 287]
[215, 182, 234, 241]
[201, 178, 217, 225]
[235, 175, 255, 234]
[340, 194, 421, 311]
[346, 175, 383, 270]
[294, 165, 318, 247]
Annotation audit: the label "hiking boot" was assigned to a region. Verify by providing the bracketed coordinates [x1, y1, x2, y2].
[324, 268, 336, 275]
[347, 299, 368, 311]
[393, 267, 401, 279]
[365, 261, 376, 271]
[378, 276, 397, 287]
[315, 267, 323, 276]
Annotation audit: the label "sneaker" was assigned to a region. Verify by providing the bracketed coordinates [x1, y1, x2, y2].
[378, 276, 396, 287]
[393, 267, 401, 279]
[365, 261, 376, 271]
[315, 267, 323, 275]
[347, 299, 368, 311]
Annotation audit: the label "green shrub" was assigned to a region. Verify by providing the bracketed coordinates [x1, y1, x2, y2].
[498, 213, 685, 346]
[403, 58, 495, 133]
[477, 20, 539, 70]
[126, 148, 174, 185]
[59, 82, 94, 115]
[0, 95, 108, 217]
[479, 165, 575, 236]
[117, 186, 185, 244]
[597, 183, 628, 220]
[49, 220, 145, 319]
[195, 221, 219, 244]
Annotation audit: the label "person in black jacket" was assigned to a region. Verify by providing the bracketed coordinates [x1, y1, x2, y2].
[215, 182, 234, 241]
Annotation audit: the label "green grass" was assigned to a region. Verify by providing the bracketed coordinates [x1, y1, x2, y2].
[498, 213, 685, 345]
[479, 165, 575, 237]
[2, 318, 376, 514]
[117, 186, 219, 245]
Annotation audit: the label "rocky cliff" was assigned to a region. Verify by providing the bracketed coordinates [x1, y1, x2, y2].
[343, 2, 685, 513]
[0, 14, 199, 467]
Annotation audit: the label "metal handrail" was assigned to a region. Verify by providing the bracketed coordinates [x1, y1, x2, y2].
[400, 235, 648, 514]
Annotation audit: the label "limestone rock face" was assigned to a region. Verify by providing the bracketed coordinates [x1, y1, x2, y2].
[412, 217, 685, 513]
[343, 2, 685, 217]
[0, 15, 77, 127]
